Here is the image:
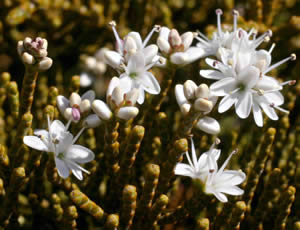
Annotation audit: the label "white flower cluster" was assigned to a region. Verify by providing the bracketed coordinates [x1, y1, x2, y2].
[23, 8, 295, 203]
[197, 9, 296, 127]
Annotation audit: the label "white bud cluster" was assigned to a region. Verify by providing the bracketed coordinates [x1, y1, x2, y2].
[17, 37, 53, 71]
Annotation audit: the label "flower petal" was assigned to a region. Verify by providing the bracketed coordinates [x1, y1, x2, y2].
[119, 74, 133, 93]
[263, 91, 284, 106]
[200, 70, 224, 80]
[57, 96, 69, 115]
[260, 102, 278, 120]
[217, 170, 246, 186]
[23, 136, 49, 152]
[253, 102, 263, 127]
[235, 92, 253, 119]
[174, 163, 196, 178]
[92, 100, 112, 120]
[140, 72, 161, 95]
[175, 84, 188, 106]
[218, 93, 237, 113]
[143, 44, 158, 65]
[55, 157, 70, 179]
[106, 77, 120, 100]
[81, 90, 96, 102]
[137, 88, 145, 104]
[236, 66, 260, 89]
[66, 144, 95, 163]
[104, 50, 122, 69]
[210, 78, 236, 96]
[126, 32, 143, 49]
[217, 186, 244, 196]
[127, 53, 145, 74]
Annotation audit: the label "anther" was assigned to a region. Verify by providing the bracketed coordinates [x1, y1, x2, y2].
[291, 53, 296, 61]
[216, 9, 223, 15]
[108, 21, 116, 27]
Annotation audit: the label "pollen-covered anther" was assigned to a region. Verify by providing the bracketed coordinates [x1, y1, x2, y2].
[232, 9, 239, 16]
[108, 21, 117, 27]
[216, 9, 223, 15]
[291, 53, 296, 61]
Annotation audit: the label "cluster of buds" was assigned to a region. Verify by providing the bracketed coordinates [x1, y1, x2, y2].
[57, 90, 95, 122]
[157, 27, 203, 65]
[175, 80, 217, 115]
[175, 80, 220, 135]
[17, 37, 53, 71]
[92, 77, 139, 121]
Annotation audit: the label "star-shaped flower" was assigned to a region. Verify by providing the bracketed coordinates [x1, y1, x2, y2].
[23, 118, 94, 180]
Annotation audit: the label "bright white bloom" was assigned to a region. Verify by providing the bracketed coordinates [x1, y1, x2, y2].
[174, 138, 245, 202]
[175, 80, 220, 135]
[119, 52, 161, 104]
[104, 21, 160, 70]
[195, 9, 272, 59]
[200, 44, 296, 126]
[80, 48, 108, 87]
[157, 27, 204, 65]
[204, 149, 245, 203]
[92, 77, 140, 121]
[57, 90, 95, 122]
[175, 138, 221, 181]
[23, 118, 94, 180]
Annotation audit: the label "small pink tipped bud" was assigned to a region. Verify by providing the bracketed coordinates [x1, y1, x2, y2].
[72, 106, 81, 121]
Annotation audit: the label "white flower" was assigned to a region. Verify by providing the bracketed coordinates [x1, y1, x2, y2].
[57, 90, 95, 122]
[157, 27, 203, 65]
[23, 118, 94, 180]
[195, 9, 272, 59]
[92, 77, 140, 121]
[104, 21, 160, 70]
[200, 47, 296, 126]
[174, 138, 221, 181]
[204, 149, 245, 203]
[118, 52, 161, 104]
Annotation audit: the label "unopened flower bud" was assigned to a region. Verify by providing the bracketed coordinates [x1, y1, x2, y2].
[111, 86, 124, 107]
[70, 93, 81, 107]
[64, 108, 73, 120]
[22, 52, 35, 65]
[124, 36, 137, 54]
[84, 114, 102, 128]
[38, 57, 53, 70]
[125, 88, 139, 105]
[194, 98, 213, 112]
[104, 50, 122, 69]
[85, 56, 97, 69]
[92, 100, 112, 120]
[157, 36, 170, 53]
[196, 116, 220, 135]
[183, 80, 197, 100]
[116, 106, 139, 120]
[181, 103, 191, 115]
[181, 32, 193, 50]
[195, 84, 209, 99]
[79, 99, 91, 113]
[169, 29, 182, 47]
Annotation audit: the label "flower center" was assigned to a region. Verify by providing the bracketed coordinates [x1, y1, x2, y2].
[237, 82, 246, 91]
[57, 152, 64, 159]
[130, 72, 137, 79]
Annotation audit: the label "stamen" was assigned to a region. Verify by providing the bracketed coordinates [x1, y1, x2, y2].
[216, 9, 223, 36]
[47, 115, 51, 130]
[145, 57, 161, 70]
[67, 159, 90, 174]
[217, 149, 238, 176]
[232, 9, 239, 32]
[185, 151, 195, 170]
[72, 127, 86, 144]
[270, 103, 289, 114]
[253, 30, 272, 49]
[263, 53, 296, 74]
[195, 36, 210, 46]
[196, 30, 209, 41]
[142, 25, 161, 48]
[269, 43, 276, 53]
[247, 28, 256, 39]
[65, 119, 72, 131]
[109, 21, 123, 53]
[280, 80, 296, 86]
